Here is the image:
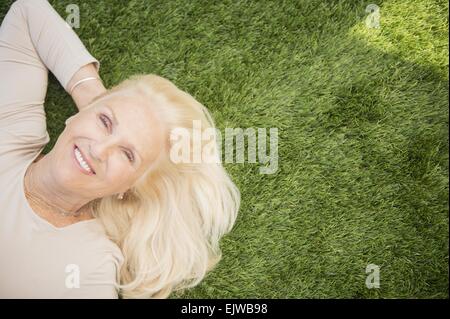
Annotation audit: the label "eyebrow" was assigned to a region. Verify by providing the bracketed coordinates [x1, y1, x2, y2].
[104, 105, 142, 164]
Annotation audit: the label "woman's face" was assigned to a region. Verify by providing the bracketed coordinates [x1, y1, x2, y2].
[47, 89, 166, 198]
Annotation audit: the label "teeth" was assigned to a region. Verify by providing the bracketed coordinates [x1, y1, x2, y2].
[75, 147, 92, 173]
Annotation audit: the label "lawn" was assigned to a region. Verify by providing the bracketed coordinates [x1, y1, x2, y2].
[0, 0, 448, 298]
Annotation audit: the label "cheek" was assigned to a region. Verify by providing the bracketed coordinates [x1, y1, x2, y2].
[79, 115, 100, 131]
[104, 159, 135, 182]
[63, 115, 99, 138]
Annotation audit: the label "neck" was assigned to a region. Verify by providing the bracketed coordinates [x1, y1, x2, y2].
[25, 156, 92, 216]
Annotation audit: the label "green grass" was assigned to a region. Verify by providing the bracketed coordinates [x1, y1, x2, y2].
[1, 0, 447, 298]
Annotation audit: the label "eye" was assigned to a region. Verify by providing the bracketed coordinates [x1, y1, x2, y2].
[99, 113, 111, 129]
[123, 150, 134, 163]
[99, 113, 135, 163]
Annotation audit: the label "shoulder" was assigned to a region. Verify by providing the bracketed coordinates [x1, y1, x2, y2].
[61, 220, 124, 299]
[0, 129, 49, 179]
[77, 219, 124, 274]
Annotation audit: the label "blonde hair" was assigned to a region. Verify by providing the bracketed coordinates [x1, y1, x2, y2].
[88, 74, 240, 298]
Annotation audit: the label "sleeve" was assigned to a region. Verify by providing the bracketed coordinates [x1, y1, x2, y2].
[9, 0, 100, 92]
[61, 251, 123, 299]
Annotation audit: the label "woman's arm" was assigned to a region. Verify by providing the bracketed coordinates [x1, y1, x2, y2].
[4, 0, 106, 113]
[67, 63, 107, 112]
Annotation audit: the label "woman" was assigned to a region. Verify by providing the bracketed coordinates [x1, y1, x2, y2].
[0, 0, 240, 298]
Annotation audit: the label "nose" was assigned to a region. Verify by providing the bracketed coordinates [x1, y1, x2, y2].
[90, 138, 118, 162]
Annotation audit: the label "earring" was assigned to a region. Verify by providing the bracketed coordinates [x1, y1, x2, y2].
[117, 193, 124, 200]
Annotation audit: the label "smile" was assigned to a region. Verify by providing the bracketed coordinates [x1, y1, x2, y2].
[73, 145, 96, 175]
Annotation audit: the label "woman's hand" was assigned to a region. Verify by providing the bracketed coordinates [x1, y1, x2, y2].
[67, 63, 107, 112]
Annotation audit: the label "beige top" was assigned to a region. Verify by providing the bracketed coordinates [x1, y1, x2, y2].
[0, 129, 124, 299]
[0, 0, 124, 298]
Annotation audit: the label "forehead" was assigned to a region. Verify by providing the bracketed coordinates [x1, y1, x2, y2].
[98, 91, 165, 165]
